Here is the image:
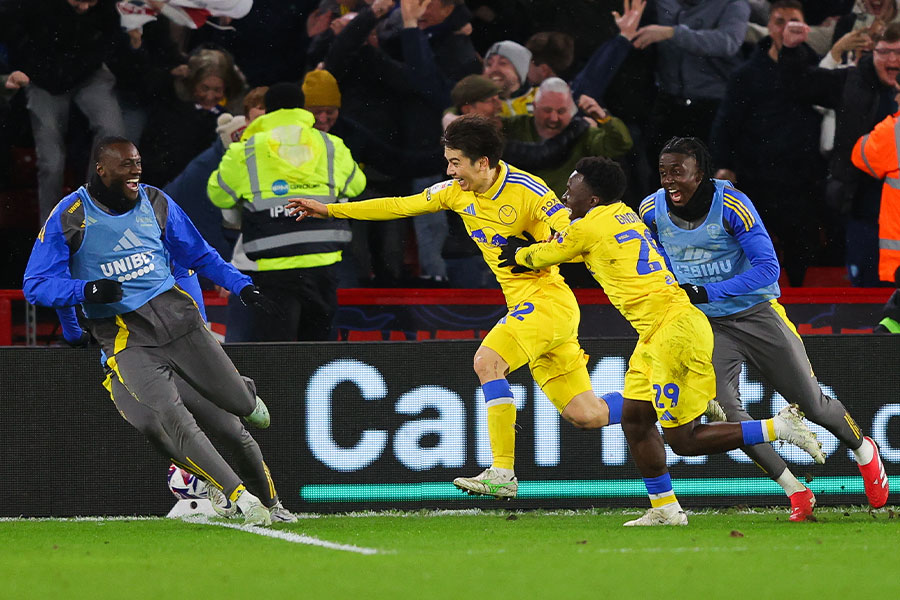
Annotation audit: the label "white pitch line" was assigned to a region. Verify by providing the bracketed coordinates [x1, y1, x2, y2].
[186, 516, 382, 555]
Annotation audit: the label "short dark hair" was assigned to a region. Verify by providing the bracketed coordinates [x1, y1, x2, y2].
[874, 21, 900, 45]
[264, 82, 305, 112]
[659, 137, 714, 179]
[441, 114, 504, 168]
[92, 136, 134, 163]
[526, 32, 575, 76]
[574, 157, 626, 204]
[769, 0, 803, 15]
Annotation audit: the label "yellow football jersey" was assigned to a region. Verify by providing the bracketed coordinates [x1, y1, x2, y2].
[516, 201, 691, 335]
[328, 161, 573, 307]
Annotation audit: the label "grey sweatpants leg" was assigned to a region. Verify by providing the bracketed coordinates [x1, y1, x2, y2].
[109, 373, 278, 506]
[109, 327, 257, 496]
[26, 66, 124, 222]
[711, 302, 864, 452]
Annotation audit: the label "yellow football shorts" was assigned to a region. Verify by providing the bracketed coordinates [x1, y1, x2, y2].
[624, 303, 716, 428]
[481, 287, 591, 412]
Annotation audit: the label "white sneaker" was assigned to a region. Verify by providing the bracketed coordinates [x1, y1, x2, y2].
[207, 486, 238, 518]
[704, 399, 727, 422]
[269, 501, 297, 523]
[623, 507, 688, 526]
[235, 489, 272, 526]
[773, 404, 825, 464]
[452, 467, 518, 499]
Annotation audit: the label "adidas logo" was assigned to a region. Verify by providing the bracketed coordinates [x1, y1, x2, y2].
[463, 204, 476, 216]
[660, 411, 676, 422]
[113, 228, 143, 252]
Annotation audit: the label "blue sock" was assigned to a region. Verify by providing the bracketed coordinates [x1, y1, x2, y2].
[644, 472, 673, 495]
[741, 421, 765, 445]
[602, 391, 623, 425]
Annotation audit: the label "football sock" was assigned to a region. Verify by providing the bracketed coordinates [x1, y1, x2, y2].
[602, 391, 624, 425]
[775, 469, 807, 495]
[644, 472, 680, 510]
[853, 437, 875, 465]
[741, 419, 776, 445]
[483, 379, 516, 470]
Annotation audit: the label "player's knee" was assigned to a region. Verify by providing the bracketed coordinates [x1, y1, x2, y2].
[472, 351, 504, 382]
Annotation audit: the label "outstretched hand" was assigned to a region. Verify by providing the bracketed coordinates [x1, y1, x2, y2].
[287, 198, 329, 221]
[498, 231, 538, 273]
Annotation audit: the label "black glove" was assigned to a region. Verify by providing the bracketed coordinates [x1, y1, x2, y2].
[239, 285, 286, 319]
[83, 279, 123, 303]
[679, 283, 709, 304]
[62, 328, 91, 348]
[498, 231, 538, 273]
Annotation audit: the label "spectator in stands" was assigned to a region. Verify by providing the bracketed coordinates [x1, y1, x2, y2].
[525, 31, 576, 87]
[710, 0, 826, 287]
[207, 82, 366, 341]
[634, 0, 750, 169]
[140, 47, 246, 187]
[502, 78, 633, 197]
[484, 40, 534, 116]
[163, 87, 266, 265]
[780, 20, 900, 286]
[0, 0, 127, 224]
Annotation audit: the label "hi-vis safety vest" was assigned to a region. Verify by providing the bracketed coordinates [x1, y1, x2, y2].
[208, 108, 366, 271]
[852, 112, 900, 284]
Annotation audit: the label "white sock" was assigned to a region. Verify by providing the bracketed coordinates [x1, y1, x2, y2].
[776, 470, 807, 495]
[853, 438, 875, 465]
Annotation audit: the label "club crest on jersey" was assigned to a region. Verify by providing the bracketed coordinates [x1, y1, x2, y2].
[426, 180, 454, 202]
[706, 223, 721, 236]
[498, 204, 517, 224]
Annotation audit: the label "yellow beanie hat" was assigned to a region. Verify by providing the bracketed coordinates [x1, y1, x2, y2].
[302, 70, 341, 108]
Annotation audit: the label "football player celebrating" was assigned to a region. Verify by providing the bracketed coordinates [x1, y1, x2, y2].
[289, 114, 625, 499]
[498, 156, 825, 525]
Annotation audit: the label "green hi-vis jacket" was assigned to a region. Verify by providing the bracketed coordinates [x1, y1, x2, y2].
[208, 108, 366, 271]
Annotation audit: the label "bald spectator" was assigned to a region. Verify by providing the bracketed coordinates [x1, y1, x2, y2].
[502, 77, 632, 197]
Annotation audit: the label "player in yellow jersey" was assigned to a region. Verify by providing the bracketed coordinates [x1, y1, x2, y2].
[500, 156, 824, 524]
[287, 114, 625, 499]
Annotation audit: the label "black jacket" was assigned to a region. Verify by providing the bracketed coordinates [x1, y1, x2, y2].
[779, 43, 895, 216]
[0, 0, 127, 94]
[710, 37, 825, 187]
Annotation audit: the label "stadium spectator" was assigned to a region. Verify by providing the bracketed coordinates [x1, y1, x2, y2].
[710, 0, 826, 286]
[502, 77, 633, 197]
[779, 20, 900, 286]
[207, 82, 366, 341]
[483, 40, 534, 116]
[0, 0, 127, 224]
[634, 0, 750, 181]
[140, 47, 246, 187]
[23, 136, 283, 526]
[639, 137, 889, 521]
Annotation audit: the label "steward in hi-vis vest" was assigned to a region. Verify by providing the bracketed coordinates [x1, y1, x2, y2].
[207, 83, 365, 341]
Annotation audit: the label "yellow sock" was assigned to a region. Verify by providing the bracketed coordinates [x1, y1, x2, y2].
[487, 403, 516, 469]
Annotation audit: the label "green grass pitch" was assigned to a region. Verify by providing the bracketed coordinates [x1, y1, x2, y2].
[2, 507, 898, 600]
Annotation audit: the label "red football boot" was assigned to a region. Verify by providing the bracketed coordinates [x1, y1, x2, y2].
[857, 437, 889, 508]
[789, 487, 816, 522]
